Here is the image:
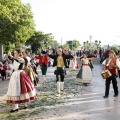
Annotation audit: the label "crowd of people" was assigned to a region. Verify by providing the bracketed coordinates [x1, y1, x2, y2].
[1, 47, 120, 113]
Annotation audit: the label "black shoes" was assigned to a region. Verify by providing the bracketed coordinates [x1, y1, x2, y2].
[103, 96, 108, 98]
[114, 95, 118, 97]
[24, 106, 27, 109]
[10, 109, 19, 113]
[10, 106, 28, 112]
[83, 83, 88, 86]
[103, 95, 118, 98]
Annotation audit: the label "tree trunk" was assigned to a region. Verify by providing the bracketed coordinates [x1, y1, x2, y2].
[0, 44, 3, 61]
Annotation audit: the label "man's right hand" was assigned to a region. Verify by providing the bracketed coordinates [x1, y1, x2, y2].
[102, 65, 105, 71]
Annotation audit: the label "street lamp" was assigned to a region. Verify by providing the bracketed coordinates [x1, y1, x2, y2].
[61, 37, 62, 48]
[89, 35, 92, 44]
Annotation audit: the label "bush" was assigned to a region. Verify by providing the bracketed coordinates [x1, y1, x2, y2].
[111, 46, 119, 55]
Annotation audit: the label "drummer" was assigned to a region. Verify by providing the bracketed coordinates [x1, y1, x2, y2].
[102, 50, 120, 98]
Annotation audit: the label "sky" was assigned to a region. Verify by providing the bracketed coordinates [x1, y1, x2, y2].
[21, 0, 120, 46]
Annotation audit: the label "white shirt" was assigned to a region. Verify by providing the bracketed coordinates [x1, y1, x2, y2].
[26, 56, 31, 66]
[102, 59, 120, 69]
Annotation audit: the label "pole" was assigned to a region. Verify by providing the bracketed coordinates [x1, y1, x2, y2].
[61, 37, 62, 48]
[72, 41, 73, 51]
[89, 35, 92, 44]
[53, 42, 54, 49]
[0, 44, 3, 61]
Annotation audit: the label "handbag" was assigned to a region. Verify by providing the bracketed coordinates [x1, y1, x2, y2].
[101, 70, 112, 79]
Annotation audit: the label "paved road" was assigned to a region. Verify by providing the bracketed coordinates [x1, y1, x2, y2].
[0, 64, 120, 120]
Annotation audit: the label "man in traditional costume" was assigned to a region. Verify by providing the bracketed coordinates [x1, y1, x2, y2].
[102, 50, 120, 98]
[35, 51, 48, 84]
[49, 49, 73, 97]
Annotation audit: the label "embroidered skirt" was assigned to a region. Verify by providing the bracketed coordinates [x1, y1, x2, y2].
[6, 70, 37, 104]
[76, 65, 92, 83]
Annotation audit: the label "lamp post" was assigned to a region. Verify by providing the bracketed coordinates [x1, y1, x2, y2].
[52, 42, 54, 49]
[61, 37, 62, 48]
[117, 36, 119, 45]
[89, 35, 92, 44]
[72, 40, 73, 51]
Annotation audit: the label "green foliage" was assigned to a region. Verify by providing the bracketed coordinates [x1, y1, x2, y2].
[83, 41, 91, 50]
[95, 40, 101, 49]
[0, 0, 35, 47]
[62, 44, 69, 50]
[66, 40, 80, 50]
[83, 41, 99, 50]
[52, 40, 60, 49]
[26, 31, 54, 53]
[111, 45, 119, 55]
[3, 42, 15, 52]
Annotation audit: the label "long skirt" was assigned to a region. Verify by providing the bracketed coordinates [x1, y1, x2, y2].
[69, 60, 78, 70]
[6, 70, 37, 104]
[76, 65, 92, 83]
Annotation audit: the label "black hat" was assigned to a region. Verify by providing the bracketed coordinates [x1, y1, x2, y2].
[82, 51, 88, 55]
[41, 51, 46, 54]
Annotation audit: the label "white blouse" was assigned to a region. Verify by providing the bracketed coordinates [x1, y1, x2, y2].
[102, 59, 120, 69]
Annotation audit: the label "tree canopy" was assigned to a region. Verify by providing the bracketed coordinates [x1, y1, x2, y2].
[95, 40, 101, 49]
[66, 40, 80, 50]
[0, 0, 35, 46]
[26, 31, 54, 53]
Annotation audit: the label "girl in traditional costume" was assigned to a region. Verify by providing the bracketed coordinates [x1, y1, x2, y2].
[76, 52, 94, 86]
[69, 54, 78, 71]
[6, 50, 37, 112]
[23, 57, 39, 86]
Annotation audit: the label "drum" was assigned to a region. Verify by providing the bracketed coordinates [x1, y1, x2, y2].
[101, 70, 112, 79]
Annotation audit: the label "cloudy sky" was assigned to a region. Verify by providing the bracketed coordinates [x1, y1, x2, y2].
[22, 0, 120, 45]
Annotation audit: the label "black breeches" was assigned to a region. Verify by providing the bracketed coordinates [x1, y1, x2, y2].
[118, 70, 120, 78]
[56, 69, 65, 82]
[0, 70, 6, 78]
[41, 66, 47, 75]
[105, 75, 118, 96]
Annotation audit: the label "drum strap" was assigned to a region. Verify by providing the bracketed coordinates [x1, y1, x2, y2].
[106, 59, 112, 67]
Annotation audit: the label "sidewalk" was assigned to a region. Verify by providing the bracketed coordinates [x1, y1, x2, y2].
[0, 65, 120, 120]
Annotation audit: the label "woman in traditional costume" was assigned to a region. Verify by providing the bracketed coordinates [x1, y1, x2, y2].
[69, 54, 78, 71]
[23, 57, 39, 86]
[6, 50, 37, 112]
[76, 52, 94, 86]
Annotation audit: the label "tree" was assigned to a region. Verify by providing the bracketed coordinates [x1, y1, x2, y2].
[0, 0, 35, 60]
[4, 42, 15, 53]
[14, 3, 35, 47]
[111, 45, 119, 55]
[83, 41, 93, 50]
[66, 40, 80, 50]
[83, 41, 87, 50]
[26, 31, 54, 53]
[95, 40, 101, 49]
[62, 44, 69, 50]
[52, 40, 60, 49]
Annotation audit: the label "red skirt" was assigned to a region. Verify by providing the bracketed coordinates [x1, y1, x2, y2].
[6, 71, 37, 104]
